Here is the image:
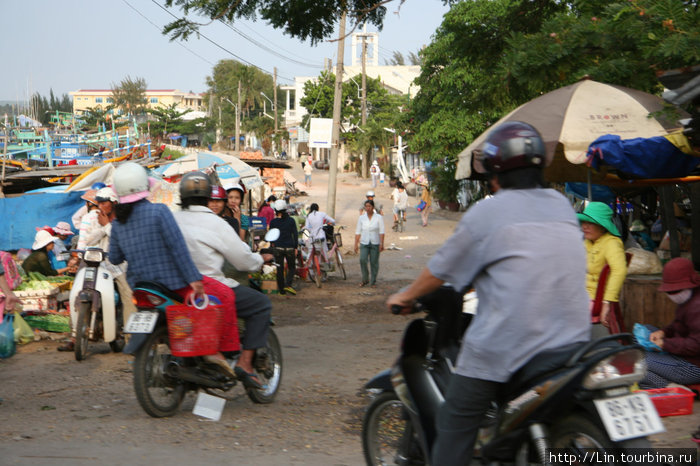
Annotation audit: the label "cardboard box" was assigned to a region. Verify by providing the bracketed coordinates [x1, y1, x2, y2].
[260, 280, 278, 294]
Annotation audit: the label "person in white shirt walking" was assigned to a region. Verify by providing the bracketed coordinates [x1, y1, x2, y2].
[354, 199, 385, 287]
[391, 182, 409, 226]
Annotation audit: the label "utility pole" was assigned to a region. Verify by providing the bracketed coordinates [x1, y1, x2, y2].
[273, 67, 278, 134]
[327, 11, 346, 218]
[235, 81, 241, 152]
[361, 33, 368, 179]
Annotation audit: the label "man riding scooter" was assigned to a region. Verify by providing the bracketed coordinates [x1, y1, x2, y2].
[386, 121, 591, 465]
[174, 171, 275, 389]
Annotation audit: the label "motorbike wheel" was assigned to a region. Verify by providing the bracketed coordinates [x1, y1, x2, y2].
[109, 303, 125, 353]
[362, 391, 424, 466]
[246, 328, 283, 404]
[74, 302, 91, 361]
[308, 255, 322, 288]
[335, 250, 347, 280]
[550, 413, 655, 463]
[133, 326, 185, 418]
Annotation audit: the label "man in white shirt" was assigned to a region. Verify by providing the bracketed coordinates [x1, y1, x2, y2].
[391, 182, 409, 225]
[174, 172, 274, 388]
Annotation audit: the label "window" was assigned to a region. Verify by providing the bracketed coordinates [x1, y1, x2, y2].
[95, 97, 103, 103]
[150, 97, 158, 104]
[107, 98, 113, 103]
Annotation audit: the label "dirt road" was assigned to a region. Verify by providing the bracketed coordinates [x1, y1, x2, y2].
[1, 164, 696, 465]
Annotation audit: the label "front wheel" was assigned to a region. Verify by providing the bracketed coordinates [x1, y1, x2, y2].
[363, 391, 424, 466]
[133, 325, 185, 418]
[246, 328, 283, 404]
[550, 413, 656, 465]
[309, 254, 322, 288]
[335, 249, 347, 280]
[74, 302, 91, 361]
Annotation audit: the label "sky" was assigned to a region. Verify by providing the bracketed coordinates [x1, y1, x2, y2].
[0, 1, 451, 102]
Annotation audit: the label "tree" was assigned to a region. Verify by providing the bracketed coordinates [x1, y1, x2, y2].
[111, 76, 148, 117]
[409, 0, 569, 163]
[384, 50, 422, 66]
[147, 103, 193, 137]
[81, 105, 115, 129]
[29, 90, 73, 125]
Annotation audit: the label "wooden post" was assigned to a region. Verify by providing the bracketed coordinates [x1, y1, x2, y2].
[659, 185, 680, 258]
[690, 182, 700, 269]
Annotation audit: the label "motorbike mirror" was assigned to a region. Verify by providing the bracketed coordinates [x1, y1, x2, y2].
[265, 228, 281, 242]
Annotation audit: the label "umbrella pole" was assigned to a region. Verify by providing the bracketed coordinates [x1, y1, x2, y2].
[587, 168, 593, 201]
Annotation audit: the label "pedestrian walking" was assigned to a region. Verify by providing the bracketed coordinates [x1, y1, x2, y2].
[370, 161, 379, 188]
[419, 183, 432, 227]
[304, 162, 313, 187]
[354, 199, 385, 287]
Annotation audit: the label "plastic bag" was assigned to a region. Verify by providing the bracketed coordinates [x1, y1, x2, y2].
[0, 314, 17, 359]
[13, 312, 34, 345]
[633, 323, 663, 352]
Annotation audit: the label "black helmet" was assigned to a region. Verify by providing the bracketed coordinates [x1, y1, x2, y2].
[179, 171, 211, 200]
[479, 121, 546, 173]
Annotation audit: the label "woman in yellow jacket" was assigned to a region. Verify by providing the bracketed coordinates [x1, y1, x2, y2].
[419, 183, 432, 227]
[578, 202, 627, 336]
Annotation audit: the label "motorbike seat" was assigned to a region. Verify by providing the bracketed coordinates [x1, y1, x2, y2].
[504, 341, 587, 399]
[134, 281, 183, 303]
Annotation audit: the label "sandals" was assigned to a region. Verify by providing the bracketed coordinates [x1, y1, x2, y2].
[234, 366, 264, 390]
[57, 341, 74, 352]
[359, 282, 369, 287]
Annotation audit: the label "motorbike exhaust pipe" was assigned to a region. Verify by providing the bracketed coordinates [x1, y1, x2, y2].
[171, 364, 231, 389]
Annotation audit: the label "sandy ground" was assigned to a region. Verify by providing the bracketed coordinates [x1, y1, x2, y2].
[1, 161, 697, 465]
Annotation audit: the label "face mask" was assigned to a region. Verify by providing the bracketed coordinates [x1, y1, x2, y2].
[667, 289, 693, 304]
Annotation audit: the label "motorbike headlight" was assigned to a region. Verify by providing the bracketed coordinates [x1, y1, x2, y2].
[582, 348, 646, 390]
[83, 249, 104, 263]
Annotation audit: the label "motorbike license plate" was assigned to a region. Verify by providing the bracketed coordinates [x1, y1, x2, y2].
[593, 393, 664, 441]
[124, 311, 158, 334]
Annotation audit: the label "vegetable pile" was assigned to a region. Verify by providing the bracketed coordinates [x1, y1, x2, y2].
[14, 272, 73, 292]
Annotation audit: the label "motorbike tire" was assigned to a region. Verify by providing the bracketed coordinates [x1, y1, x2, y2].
[74, 302, 91, 361]
[550, 412, 656, 464]
[133, 325, 185, 418]
[109, 303, 125, 353]
[335, 250, 347, 280]
[309, 255, 322, 288]
[246, 328, 283, 404]
[362, 391, 424, 466]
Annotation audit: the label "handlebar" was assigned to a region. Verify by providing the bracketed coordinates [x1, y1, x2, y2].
[391, 302, 424, 315]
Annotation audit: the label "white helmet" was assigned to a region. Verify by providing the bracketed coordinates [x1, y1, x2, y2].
[113, 162, 149, 204]
[366, 190, 375, 197]
[95, 187, 118, 203]
[273, 199, 287, 212]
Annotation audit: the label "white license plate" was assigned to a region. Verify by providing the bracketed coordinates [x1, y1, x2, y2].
[594, 393, 665, 441]
[124, 311, 158, 334]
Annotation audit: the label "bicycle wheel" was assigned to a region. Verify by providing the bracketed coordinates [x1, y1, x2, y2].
[308, 255, 322, 288]
[335, 249, 347, 280]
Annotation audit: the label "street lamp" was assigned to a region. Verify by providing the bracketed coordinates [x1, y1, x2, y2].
[260, 92, 275, 120]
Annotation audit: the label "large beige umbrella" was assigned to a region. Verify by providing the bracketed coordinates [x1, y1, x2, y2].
[154, 150, 263, 189]
[456, 79, 684, 182]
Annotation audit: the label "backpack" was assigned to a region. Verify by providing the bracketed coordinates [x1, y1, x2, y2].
[0, 251, 21, 290]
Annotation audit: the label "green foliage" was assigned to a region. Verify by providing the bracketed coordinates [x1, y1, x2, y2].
[27, 90, 72, 125]
[162, 0, 392, 45]
[162, 146, 187, 160]
[147, 103, 192, 136]
[111, 76, 148, 117]
[299, 71, 337, 127]
[81, 105, 115, 129]
[431, 159, 461, 203]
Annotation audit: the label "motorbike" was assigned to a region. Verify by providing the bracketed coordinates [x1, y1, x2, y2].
[122, 230, 283, 418]
[69, 247, 124, 361]
[362, 286, 663, 466]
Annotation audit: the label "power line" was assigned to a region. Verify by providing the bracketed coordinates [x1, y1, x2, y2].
[120, 0, 215, 67]
[151, 0, 294, 83]
[236, 22, 317, 64]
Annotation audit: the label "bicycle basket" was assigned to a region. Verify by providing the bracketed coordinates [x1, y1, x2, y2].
[334, 233, 343, 247]
[166, 294, 223, 357]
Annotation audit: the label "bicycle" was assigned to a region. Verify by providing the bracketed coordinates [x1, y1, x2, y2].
[392, 209, 406, 232]
[298, 225, 347, 288]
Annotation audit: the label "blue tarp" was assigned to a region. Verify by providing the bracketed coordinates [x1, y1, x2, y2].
[565, 183, 617, 204]
[587, 134, 700, 179]
[0, 192, 84, 251]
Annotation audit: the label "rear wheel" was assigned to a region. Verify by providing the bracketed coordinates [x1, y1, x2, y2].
[363, 391, 424, 466]
[309, 254, 322, 288]
[550, 413, 656, 465]
[74, 302, 91, 361]
[247, 328, 283, 404]
[133, 325, 185, 418]
[335, 249, 347, 280]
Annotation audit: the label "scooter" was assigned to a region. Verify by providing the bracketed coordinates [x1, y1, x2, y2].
[69, 247, 124, 361]
[122, 230, 283, 418]
[362, 286, 663, 466]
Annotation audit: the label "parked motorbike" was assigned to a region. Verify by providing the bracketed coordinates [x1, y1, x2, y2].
[68, 247, 124, 361]
[362, 286, 663, 465]
[123, 230, 283, 418]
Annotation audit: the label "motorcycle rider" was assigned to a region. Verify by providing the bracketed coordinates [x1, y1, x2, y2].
[109, 163, 239, 377]
[59, 187, 137, 352]
[386, 121, 590, 465]
[174, 171, 275, 389]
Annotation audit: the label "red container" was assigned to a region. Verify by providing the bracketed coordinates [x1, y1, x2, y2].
[644, 387, 695, 417]
[165, 302, 223, 357]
